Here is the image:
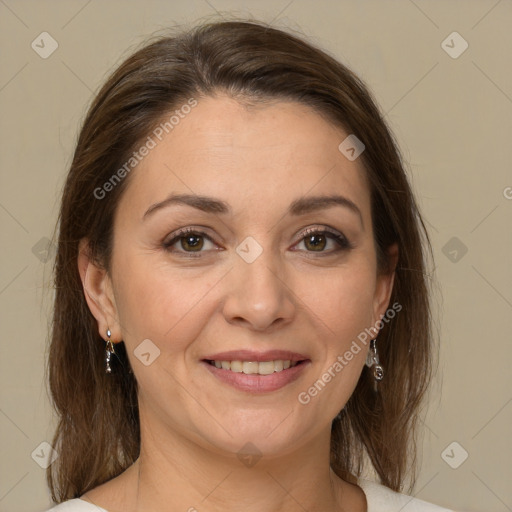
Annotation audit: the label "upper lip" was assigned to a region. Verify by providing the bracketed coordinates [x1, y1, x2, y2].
[202, 350, 309, 362]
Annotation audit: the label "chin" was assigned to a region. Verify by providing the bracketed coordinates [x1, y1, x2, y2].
[187, 409, 320, 461]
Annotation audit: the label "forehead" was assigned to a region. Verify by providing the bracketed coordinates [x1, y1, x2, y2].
[119, 95, 371, 220]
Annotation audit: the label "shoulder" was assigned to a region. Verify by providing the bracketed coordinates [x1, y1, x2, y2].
[358, 479, 456, 512]
[44, 498, 108, 511]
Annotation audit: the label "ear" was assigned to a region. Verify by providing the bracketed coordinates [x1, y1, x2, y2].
[78, 238, 122, 343]
[371, 243, 399, 328]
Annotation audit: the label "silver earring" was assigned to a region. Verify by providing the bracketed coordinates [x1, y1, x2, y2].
[366, 338, 384, 385]
[105, 328, 115, 374]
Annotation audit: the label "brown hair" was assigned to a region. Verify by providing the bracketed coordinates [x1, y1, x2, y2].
[47, 19, 436, 502]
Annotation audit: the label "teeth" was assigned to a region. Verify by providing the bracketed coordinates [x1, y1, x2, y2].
[242, 361, 259, 374]
[258, 361, 275, 375]
[230, 360, 243, 373]
[210, 360, 299, 375]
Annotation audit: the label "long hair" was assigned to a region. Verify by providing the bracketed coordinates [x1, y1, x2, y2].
[47, 19, 435, 502]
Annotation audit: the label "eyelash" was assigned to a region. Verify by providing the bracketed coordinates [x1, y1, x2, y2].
[162, 226, 353, 258]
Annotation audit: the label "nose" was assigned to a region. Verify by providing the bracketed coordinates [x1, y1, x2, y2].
[221, 245, 296, 332]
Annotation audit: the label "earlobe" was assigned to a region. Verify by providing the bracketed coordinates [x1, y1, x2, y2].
[77, 238, 121, 341]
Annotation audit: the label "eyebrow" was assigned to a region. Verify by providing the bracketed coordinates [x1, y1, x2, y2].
[143, 193, 364, 228]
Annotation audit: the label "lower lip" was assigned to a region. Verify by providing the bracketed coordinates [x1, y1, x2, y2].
[202, 360, 310, 393]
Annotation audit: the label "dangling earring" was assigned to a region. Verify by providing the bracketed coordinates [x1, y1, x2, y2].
[105, 328, 115, 374]
[366, 338, 384, 388]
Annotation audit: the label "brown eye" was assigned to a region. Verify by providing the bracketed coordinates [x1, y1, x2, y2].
[163, 228, 217, 257]
[303, 233, 327, 251]
[294, 228, 352, 254]
[180, 234, 204, 252]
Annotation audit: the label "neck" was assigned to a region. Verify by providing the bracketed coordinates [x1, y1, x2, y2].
[122, 417, 358, 511]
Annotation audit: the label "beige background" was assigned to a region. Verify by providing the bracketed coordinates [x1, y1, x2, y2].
[0, 1, 511, 511]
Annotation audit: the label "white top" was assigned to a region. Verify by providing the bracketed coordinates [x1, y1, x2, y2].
[44, 479, 456, 511]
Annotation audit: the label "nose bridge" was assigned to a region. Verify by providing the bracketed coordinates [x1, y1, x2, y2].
[241, 244, 281, 300]
[222, 234, 295, 330]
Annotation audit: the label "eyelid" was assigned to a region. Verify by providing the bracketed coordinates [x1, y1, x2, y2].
[163, 225, 218, 245]
[294, 225, 349, 244]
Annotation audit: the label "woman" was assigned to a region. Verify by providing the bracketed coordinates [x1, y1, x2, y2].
[45, 19, 456, 511]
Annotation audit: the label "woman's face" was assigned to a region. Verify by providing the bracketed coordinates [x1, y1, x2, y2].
[93, 95, 396, 458]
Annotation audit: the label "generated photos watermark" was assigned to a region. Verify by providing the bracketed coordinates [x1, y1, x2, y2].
[297, 301, 402, 405]
[93, 98, 198, 200]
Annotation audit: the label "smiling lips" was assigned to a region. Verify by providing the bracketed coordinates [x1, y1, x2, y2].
[207, 359, 299, 375]
[202, 350, 310, 392]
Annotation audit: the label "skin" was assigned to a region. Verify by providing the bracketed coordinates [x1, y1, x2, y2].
[78, 95, 398, 512]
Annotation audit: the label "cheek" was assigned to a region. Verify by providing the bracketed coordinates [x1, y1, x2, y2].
[112, 254, 220, 353]
[295, 270, 375, 415]
[297, 265, 377, 343]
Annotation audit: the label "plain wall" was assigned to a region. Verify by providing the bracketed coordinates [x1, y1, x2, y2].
[0, 1, 511, 511]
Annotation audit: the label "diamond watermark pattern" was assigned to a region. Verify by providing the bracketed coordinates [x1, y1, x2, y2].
[338, 134, 365, 161]
[236, 236, 263, 264]
[31, 441, 58, 469]
[237, 442, 263, 468]
[441, 32, 468, 59]
[441, 441, 469, 469]
[442, 236, 468, 263]
[134, 339, 161, 366]
[31, 236, 56, 263]
[31, 32, 59, 59]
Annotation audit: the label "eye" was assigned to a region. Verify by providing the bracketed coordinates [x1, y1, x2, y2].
[293, 227, 352, 254]
[162, 225, 352, 258]
[163, 227, 218, 257]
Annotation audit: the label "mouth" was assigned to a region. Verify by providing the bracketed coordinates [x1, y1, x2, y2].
[205, 359, 304, 375]
[201, 350, 310, 393]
